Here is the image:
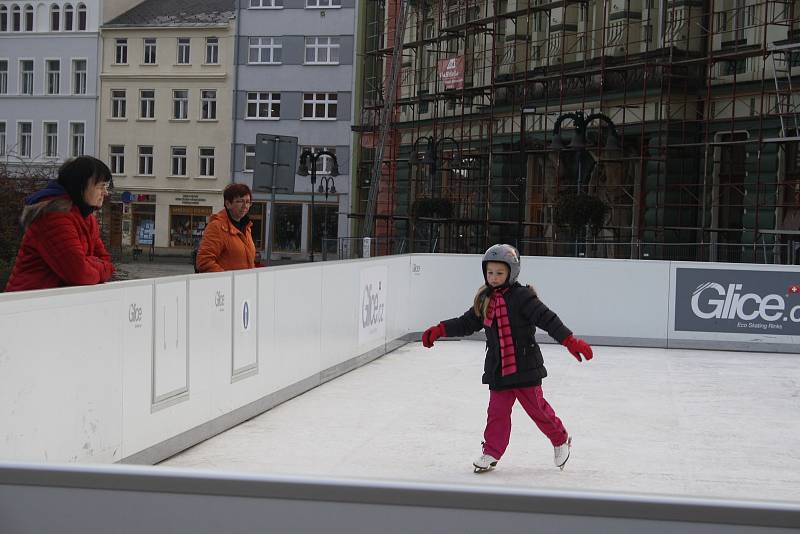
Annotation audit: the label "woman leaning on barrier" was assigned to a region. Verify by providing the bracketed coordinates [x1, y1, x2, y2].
[4, 156, 114, 292]
[196, 183, 258, 273]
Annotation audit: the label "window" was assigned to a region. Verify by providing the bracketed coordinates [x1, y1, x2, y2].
[43, 122, 58, 158]
[274, 204, 301, 252]
[171, 147, 187, 176]
[64, 4, 73, 30]
[305, 37, 340, 64]
[721, 58, 747, 76]
[72, 59, 86, 94]
[115, 38, 128, 64]
[20, 60, 34, 95]
[173, 89, 188, 119]
[46, 60, 60, 95]
[248, 37, 282, 64]
[24, 5, 33, 31]
[70, 122, 84, 156]
[643, 24, 653, 42]
[138, 146, 154, 175]
[300, 146, 337, 174]
[0, 6, 7, 32]
[246, 92, 281, 119]
[177, 38, 191, 64]
[205, 37, 219, 64]
[200, 89, 217, 119]
[0, 60, 7, 94]
[250, 0, 284, 7]
[111, 89, 127, 118]
[12, 5, 20, 31]
[0, 122, 5, 156]
[18, 122, 32, 157]
[169, 205, 212, 247]
[77, 3, 86, 30]
[199, 147, 215, 176]
[110, 145, 125, 174]
[51, 5, 60, 31]
[306, 0, 341, 7]
[139, 89, 155, 119]
[302, 92, 337, 119]
[244, 144, 255, 172]
[143, 38, 157, 64]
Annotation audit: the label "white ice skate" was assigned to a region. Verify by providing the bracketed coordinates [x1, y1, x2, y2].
[554, 436, 572, 470]
[473, 453, 499, 473]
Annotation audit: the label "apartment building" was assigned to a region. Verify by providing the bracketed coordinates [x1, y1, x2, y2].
[99, 0, 236, 253]
[234, 0, 356, 260]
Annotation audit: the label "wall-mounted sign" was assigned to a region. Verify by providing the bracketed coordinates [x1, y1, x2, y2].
[438, 56, 465, 90]
[358, 265, 387, 345]
[121, 192, 157, 203]
[175, 194, 208, 205]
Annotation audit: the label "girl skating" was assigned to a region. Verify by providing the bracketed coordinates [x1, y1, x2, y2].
[421, 244, 593, 472]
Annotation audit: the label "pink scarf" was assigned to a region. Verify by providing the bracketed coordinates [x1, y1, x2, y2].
[483, 288, 517, 376]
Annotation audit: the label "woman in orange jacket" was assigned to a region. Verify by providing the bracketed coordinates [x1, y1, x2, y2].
[196, 183, 258, 272]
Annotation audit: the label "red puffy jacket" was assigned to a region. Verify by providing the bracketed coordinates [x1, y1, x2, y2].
[5, 196, 114, 292]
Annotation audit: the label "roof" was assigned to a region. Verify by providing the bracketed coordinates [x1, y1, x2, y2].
[105, 0, 235, 27]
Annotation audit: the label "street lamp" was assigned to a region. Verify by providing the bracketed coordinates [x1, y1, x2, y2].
[317, 176, 336, 261]
[298, 148, 339, 262]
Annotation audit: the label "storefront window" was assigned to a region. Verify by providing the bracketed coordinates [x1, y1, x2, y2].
[132, 204, 156, 246]
[274, 203, 301, 252]
[169, 205, 212, 247]
[312, 204, 338, 254]
[249, 202, 266, 249]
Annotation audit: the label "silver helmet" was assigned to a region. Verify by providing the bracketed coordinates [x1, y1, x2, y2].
[482, 244, 521, 284]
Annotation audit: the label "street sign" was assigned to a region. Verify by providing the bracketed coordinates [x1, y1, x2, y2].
[253, 133, 298, 193]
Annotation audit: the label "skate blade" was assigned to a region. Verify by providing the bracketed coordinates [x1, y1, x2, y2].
[557, 437, 572, 470]
[473, 462, 497, 473]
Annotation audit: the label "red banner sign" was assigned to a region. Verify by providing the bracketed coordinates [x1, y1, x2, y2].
[438, 56, 465, 90]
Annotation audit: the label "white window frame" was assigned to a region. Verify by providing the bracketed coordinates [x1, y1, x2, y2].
[111, 89, 127, 119]
[71, 58, 87, 95]
[139, 89, 155, 119]
[23, 4, 33, 31]
[172, 89, 189, 120]
[115, 38, 128, 65]
[244, 144, 255, 172]
[19, 59, 34, 95]
[302, 92, 338, 120]
[171, 146, 187, 176]
[69, 121, 85, 157]
[143, 38, 157, 64]
[45, 59, 60, 95]
[63, 3, 73, 31]
[304, 37, 341, 65]
[246, 92, 281, 119]
[77, 3, 86, 31]
[18, 121, 32, 158]
[43, 121, 58, 159]
[249, 0, 284, 8]
[138, 145, 154, 176]
[306, 0, 341, 8]
[11, 5, 21, 32]
[50, 4, 60, 31]
[0, 59, 8, 94]
[205, 37, 219, 64]
[177, 38, 191, 65]
[109, 145, 125, 175]
[0, 121, 6, 156]
[0, 6, 7, 32]
[200, 89, 217, 120]
[199, 147, 216, 177]
[248, 37, 282, 64]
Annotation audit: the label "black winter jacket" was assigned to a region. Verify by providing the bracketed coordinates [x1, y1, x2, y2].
[441, 283, 572, 390]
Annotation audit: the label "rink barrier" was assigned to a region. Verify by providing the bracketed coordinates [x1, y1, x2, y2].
[1, 462, 799, 534]
[1, 255, 799, 466]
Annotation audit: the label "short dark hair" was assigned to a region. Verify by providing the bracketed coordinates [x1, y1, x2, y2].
[57, 156, 112, 207]
[223, 183, 252, 203]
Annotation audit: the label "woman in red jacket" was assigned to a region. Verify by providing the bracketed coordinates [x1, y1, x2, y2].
[5, 156, 114, 292]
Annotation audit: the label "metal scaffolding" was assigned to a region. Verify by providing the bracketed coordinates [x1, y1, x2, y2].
[353, 0, 800, 263]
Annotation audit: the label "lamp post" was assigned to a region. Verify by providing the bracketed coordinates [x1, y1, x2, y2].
[409, 135, 461, 252]
[549, 110, 621, 256]
[298, 149, 339, 262]
[317, 175, 336, 261]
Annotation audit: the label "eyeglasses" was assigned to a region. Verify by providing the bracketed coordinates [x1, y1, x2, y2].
[232, 198, 252, 206]
[95, 182, 112, 193]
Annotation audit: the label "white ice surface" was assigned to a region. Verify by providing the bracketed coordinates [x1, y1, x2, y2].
[162, 341, 800, 503]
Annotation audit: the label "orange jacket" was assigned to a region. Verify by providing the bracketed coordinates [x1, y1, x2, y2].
[196, 209, 256, 272]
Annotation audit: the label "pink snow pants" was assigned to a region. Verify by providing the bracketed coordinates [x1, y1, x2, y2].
[482, 385, 568, 460]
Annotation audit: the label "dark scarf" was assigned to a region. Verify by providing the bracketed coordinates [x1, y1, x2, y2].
[226, 210, 250, 233]
[483, 287, 517, 376]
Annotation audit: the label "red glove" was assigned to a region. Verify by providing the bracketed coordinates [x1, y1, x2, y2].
[562, 335, 593, 362]
[422, 323, 447, 348]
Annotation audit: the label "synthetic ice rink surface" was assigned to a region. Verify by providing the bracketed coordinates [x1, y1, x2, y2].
[162, 341, 800, 503]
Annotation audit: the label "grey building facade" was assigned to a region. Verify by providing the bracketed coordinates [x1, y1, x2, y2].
[233, 0, 356, 260]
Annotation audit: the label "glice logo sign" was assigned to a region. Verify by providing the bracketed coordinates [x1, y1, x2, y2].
[358, 265, 387, 344]
[675, 268, 800, 335]
[128, 303, 143, 328]
[361, 282, 385, 328]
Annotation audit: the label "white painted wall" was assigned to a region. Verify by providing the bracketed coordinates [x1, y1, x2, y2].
[0, 255, 797, 464]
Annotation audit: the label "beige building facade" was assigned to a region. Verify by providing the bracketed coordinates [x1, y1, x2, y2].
[99, 2, 235, 253]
